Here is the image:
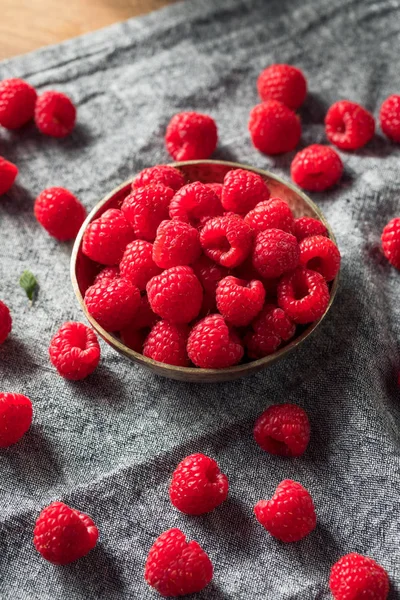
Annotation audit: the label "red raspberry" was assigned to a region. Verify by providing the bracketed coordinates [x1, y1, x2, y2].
[299, 235, 341, 281]
[249, 100, 301, 155]
[293, 216, 328, 242]
[325, 100, 375, 150]
[0, 78, 37, 129]
[143, 321, 189, 366]
[244, 197, 294, 234]
[205, 182, 223, 200]
[254, 404, 310, 457]
[82, 208, 135, 266]
[0, 156, 18, 196]
[120, 327, 147, 353]
[187, 314, 244, 368]
[84, 277, 140, 332]
[49, 322, 100, 380]
[200, 214, 253, 268]
[380, 95, 400, 143]
[35, 91, 76, 137]
[94, 266, 119, 285]
[147, 266, 203, 324]
[169, 453, 229, 515]
[132, 165, 185, 192]
[34, 187, 86, 241]
[254, 480, 316, 542]
[257, 64, 307, 110]
[152, 220, 201, 268]
[0, 393, 32, 447]
[165, 111, 218, 160]
[119, 240, 161, 290]
[145, 528, 213, 597]
[123, 295, 159, 331]
[277, 266, 330, 324]
[253, 228, 300, 279]
[245, 304, 295, 359]
[192, 255, 229, 314]
[0, 300, 12, 344]
[291, 144, 343, 191]
[381, 217, 400, 269]
[221, 168, 270, 215]
[216, 276, 265, 327]
[34, 502, 98, 565]
[329, 553, 390, 600]
[121, 184, 173, 242]
[169, 182, 223, 227]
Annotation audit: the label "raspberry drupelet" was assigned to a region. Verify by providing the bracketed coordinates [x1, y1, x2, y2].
[249, 100, 301, 155]
[329, 553, 389, 600]
[244, 197, 294, 234]
[381, 217, 400, 270]
[0, 300, 12, 344]
[325, 100, 375, 150]
[257, 64, 307, 110]
[277, 266, 330, 324]
[152, 219, 201, 268]
[221, 168, 270, 215]
[49, 322, 101, 380]
[143, 321, 190, 367]
[0, 156, 18, 196]
[122, 184, 174, 242]
[169, 181, 223, 227]
[146, 266, 203, 324]
[200, 213, 253, 268]
[253, 404, 310, 457]
[291, 144, 343, 192]
[35, 91, 76, 137]
[34, 187, 86, 241]
[165, 111, 218, 160]
[0, 393, 33, 447]
[82, 208, 135, 266]
[84, 277, 140, 332]
[131, 165, 186, 192]
[187, 314, 244, 368]
[216, 276, 265, 327]
[0, 78, 37, 129]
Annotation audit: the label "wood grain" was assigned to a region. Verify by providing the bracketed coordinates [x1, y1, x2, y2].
[0, 0, 178, 60]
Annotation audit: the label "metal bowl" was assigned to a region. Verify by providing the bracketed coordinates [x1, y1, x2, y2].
[71, 160, 339, 382]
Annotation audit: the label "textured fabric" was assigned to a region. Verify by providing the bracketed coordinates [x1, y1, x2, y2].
[1, 0, 400, 598]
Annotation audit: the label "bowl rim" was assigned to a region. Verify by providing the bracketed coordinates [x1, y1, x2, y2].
[71, 159, 339, 377]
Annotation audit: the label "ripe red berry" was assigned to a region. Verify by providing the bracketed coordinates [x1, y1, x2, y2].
[245, 303, 295, 359]
[254, 480, 316, 542]
[152, 219, 201, 268]
[253, 404, 310, 457]
[253, 228, 300, 279]
[380, 95, 400, 143]
[257, 64, 307, 110]
[0, 78, 37, 129]
[244, 197, 294, 234]
[165, 111, 218, 160]
[132, 165, 185, 192]
[145, 528, 213, 597]
[169, 453, 229, 515]
[329, 553, 389, 600]
[82, 208, 135, 266]
[200, 213, 253, 268]
[187, 314, 244, 368]
[291, 144, 343, 192]
[147, 266, 203, 324]
[277, 266, 330, 324]
[34, 502, 98, 565]
[119, 240, 161, 290]
[0, 300, 12, 344]
[0, 393, 32, 447]
[143, 321, 189, 366]
[120, 327, 147, 353]
[299, 235, 341, 281]
[122, 295, 159, 331]
[221, 168, 270, 214]
[381, 217, 400, 269]
[192, 255, 229, 314]
[35, 91, 76, 137]
[325, 100, 375, 150]
[205, 182, 223, 200]
[169, 181, 223, 227]
[84, 277, 140, 332]
[293, 216, 328, 242]
[121, 184, 173, 242]
[49, 322, 100, 380]
[93, 266, 119, 285]
[216, 276, 265, 326]
[0, 156, 18, 196]
[249, 100, 301, 155]
[34, 187, 86, 241]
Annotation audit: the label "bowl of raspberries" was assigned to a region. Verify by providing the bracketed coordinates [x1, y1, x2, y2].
[71, 160, 340, 382]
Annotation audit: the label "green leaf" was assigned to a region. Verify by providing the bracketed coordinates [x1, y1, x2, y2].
[19, 270, 38, 302]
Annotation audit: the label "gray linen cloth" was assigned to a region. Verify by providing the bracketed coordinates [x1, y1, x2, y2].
[1, 0, 400, 597]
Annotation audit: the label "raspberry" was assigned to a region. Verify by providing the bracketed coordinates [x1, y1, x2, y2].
[216, 276, 265, 327]
[145, 528, 213, 597]
[325, 100, 375, 150]
[0, 393, 32, 447]
[82, 208, 135, 266]
[192, 255, 229, 314]
[169, 182, 223, 227]
[143, 321, 189, 366]
[329, 553, 390, 600]
[0, 78, 37, 129]
[34, 502, 98, 565]
[205, 182, 223, 200]
[169, 453, 229, 515]
[123, 295, 159, 330]
[249, 100, 301, 155]
[381, 217, 400, 269]
[120, 240, 162, 290]
[253, 228, 300, 279]
[132, 165, 185, 192]
[34, 187, 86, 241]
[93, 266, 119, 285]
[84, 277, 140, 332]
[299, 235, 341, 281]
[277, 266, 330, 324]
[221, 169, 270, 215]
[257, 64, 307, 110]
[49, 322, 100, 380]
[380, 95, 400, 143]
[187, 314, 244, 368]
[200, 214, 253, 268]
[244, 197, 294, 234]
[120, 327, 147, 353]
[0, 300, 12, 344]
[152, 220, 201, 268]
[147, 266, 203, 323]
[254, 404, 310, 457]
[34, 91, 76, 137]
[293, 216, 328, 242]
[121, 184, 173, 242]
[291, 144, 343, 192]
[254, 480, 316, 542]
[245, 304, 295, 359]
[0, 156, 18, 196]
[165, 111, 218, 160]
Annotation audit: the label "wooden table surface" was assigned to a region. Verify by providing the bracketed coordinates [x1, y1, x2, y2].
[1, 0, 178, 60]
